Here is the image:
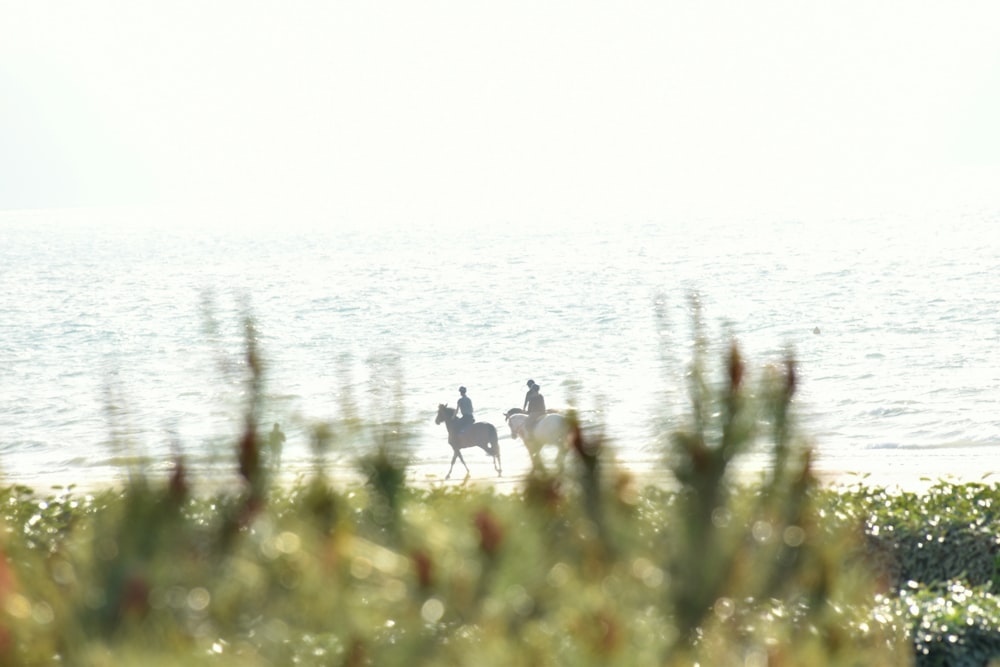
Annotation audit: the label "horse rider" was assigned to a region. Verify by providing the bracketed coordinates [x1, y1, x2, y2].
[525, 383, 546, 438]
[457, 386, 474, 431]
[523, 379, 536, 411]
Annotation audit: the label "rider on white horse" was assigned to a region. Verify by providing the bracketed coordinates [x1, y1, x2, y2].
[523, 379, 536, 411]
[525, 383, 546, 438]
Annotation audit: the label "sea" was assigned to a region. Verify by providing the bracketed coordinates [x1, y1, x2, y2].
[2, 206, 999, 491]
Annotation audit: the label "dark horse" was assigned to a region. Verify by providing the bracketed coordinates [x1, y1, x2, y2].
[435, 404, 501, 479]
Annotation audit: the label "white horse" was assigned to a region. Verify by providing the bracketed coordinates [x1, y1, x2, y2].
[503, 409, 573, 465]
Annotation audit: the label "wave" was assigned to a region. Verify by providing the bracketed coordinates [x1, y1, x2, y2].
[865, 439, 1000, 451]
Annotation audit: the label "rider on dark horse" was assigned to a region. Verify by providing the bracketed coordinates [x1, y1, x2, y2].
[525, 383, 545, 438]
[457, 386, 474, 433]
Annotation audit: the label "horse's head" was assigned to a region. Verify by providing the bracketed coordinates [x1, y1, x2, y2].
[504, 408, 527, 421]
[435, 404, 453, 425]
[506, 412, 526, 440]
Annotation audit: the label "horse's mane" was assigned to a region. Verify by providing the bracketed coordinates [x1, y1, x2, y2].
[504, 407, 559, 422]
[503, 408, 527, 422]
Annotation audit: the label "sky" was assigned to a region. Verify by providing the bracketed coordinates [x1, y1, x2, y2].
[2, 1, 1000, 225]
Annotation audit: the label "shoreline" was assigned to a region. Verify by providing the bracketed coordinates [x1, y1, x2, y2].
[4, 449, 997, 497]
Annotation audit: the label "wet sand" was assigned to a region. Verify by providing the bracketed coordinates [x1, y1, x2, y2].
[9, 441, 997, 498]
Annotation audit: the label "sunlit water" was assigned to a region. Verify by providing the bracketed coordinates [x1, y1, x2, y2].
[2, 207, 999, 489]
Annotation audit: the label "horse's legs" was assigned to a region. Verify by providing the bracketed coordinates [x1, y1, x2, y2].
[445, 447, 472, 479]
[477, 440, 502, 477]
[492, 436, 502, 477]
[526, 437, 543, 470]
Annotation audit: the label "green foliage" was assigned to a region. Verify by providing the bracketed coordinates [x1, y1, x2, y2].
[882, 580, 1000, 667]
[831, 482, 1000, 591]
[0, 469, 908, 666]
[3, 312, 1000, 664]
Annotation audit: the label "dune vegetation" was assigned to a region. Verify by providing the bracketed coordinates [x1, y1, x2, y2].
[2, 314, 1000, 666]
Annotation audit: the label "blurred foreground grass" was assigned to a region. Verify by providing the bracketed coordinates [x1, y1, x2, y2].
[3, 315, 1000, 665]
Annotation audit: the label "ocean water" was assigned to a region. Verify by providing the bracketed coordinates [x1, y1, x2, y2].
[2, 207, 999, 488]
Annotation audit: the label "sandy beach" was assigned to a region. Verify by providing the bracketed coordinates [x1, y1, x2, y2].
[8, 438, 996, 498]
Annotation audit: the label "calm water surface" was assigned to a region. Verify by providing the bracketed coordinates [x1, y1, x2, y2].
[2, 208, 998, 488]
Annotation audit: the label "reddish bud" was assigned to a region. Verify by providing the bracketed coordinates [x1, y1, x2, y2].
[728, 341, 744, 391]
[412, 549, 434, 590]
[474, 509, 504, 556]
[344, 638, 368, 667]
[121, 574, 150, 617]
[596, 610, 622, 654]
[785, 357, 797, 398]
[571, 422, 597, 460]
[238, 423, 259, 482]
[0, 549, 16, 599]
[169, 456, 188, 503]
